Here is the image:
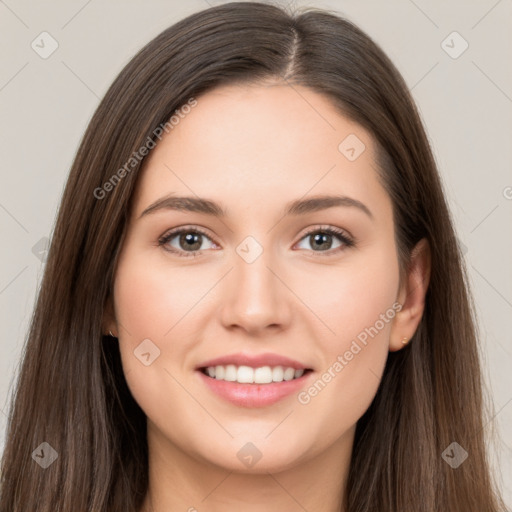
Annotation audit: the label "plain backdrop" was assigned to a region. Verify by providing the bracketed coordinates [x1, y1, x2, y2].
[1, 0, 511, 506]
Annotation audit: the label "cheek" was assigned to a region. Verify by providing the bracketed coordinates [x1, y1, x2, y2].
[113, 251, 208, 340]
[111, 252, 209, 417]
[113, 261, 171, 338]
[294, 247, 398, 417]
[297, 245, 399, 350]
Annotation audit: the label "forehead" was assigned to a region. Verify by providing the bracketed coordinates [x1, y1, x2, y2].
[165, 82, 370, 160]
[131, 83, 389, 222]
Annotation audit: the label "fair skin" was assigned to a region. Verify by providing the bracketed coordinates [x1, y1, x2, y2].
[104, 82, 430, 512]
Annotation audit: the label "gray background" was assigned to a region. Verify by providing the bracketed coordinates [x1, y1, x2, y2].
[1, 0, 511, 506]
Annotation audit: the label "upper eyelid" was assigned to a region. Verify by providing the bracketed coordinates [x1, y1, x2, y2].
[160, 225, 215, 243]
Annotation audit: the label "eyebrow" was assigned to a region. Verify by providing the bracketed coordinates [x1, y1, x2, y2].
[139, 194, 373, 220]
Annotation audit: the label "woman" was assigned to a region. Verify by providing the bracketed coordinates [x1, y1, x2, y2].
[0, 2, 507, 511]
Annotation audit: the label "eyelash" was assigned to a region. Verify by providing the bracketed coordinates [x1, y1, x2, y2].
[157, 225, 355, 258]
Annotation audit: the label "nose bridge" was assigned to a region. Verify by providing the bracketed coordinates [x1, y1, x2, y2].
[220, 235, 289, 331]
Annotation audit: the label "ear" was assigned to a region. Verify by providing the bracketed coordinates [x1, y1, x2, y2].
[389, 237, 431, 352]
[102, 293, 118, 337]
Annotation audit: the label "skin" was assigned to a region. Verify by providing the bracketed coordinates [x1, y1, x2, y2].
[104, 82, 431, 512]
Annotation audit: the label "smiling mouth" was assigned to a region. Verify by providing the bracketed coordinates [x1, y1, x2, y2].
[198, 365, 314, 384]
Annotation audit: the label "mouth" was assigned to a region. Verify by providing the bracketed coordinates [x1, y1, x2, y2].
[195, 365, 315, 408]
[198, 365, 314, 384]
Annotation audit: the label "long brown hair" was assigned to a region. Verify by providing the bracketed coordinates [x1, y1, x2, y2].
[0, 2, 507, 511]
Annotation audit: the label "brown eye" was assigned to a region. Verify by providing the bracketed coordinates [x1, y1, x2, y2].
[158, 227, 216, 257]
[295, 227, 355, 255]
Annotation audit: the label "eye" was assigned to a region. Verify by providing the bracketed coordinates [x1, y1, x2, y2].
[158, 225, 355, 258]
[158, 226, 218, 258]
[294, 226, 355, 256]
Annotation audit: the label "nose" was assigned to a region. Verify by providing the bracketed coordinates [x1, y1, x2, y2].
[219, 246, 292, 335]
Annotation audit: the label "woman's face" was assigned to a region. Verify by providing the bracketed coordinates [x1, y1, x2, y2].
[110, 82, 407, 472]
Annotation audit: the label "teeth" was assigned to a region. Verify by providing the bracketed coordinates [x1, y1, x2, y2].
[204, 365, 306, 384]
[272, 366, 284, 382]
[224, 364, 237, 381]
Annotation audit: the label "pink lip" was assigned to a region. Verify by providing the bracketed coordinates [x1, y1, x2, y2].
[196, 369, 314, 408]
[195, 352, 312, 370]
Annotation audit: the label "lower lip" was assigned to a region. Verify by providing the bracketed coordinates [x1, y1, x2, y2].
[196, 369, 313, 408]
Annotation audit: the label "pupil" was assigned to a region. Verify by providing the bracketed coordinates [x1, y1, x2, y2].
[312, 233, 331, 250]
[181, 232, 201, 251]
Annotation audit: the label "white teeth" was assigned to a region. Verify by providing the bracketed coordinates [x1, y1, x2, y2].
[224, 364, 237, 381]
[272, 366, 284, 382]
[215, 365, 225, 380]
[254, 366, 273, 383]
[237, 365, 254, 383]
[283, 367, 295, 381]
[203, 364, 308, 384]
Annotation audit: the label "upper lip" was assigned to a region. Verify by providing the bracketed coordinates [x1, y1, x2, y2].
[195, 352, 312, 370]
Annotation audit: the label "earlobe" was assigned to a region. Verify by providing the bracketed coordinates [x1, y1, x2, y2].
[389, 238, 431, 352]
[101, 294, 118, 338]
